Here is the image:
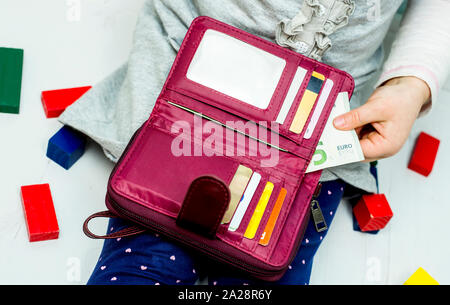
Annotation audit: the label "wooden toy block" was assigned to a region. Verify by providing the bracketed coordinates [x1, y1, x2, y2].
[41, 86, 91, 118]
[0, 47, 24, 114]
[370, 161, 379, 193]
[408, 132, 440, 177]
[352, 212, 379, 234]
[46, 126, 86, 170]
[353, 194, 393, 232]
[21, 184, 59, 242]
[404, 267, 439, 285]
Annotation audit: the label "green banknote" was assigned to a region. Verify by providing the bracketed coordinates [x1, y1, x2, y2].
[306, 92, 365, 173]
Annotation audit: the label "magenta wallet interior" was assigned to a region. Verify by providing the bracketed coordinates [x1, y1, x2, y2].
[100, 17, 355, 281]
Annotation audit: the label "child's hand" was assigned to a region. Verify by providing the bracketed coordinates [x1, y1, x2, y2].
[333, 76, 431, 162]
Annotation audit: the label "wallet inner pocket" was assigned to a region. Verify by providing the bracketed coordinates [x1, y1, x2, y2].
[113, 126, 239, 218]
[187, 29, 287, 111]
[216, 172, 300, 263]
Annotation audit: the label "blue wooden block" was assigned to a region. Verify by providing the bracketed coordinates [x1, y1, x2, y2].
[370, 161, 379, 194]
[46, 126, 86, 170]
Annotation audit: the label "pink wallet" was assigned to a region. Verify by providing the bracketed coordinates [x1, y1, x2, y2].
[83, 16, 355, 281]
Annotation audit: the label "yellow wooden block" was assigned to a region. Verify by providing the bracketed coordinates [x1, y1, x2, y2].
[404, 267, 439, 285]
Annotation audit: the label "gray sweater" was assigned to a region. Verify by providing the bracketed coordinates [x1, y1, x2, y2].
[60, 0, 405, 193]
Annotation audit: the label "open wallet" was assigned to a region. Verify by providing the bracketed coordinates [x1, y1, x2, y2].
[83, 17, 355, 281]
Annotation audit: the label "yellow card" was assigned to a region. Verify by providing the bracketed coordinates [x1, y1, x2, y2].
[289, 72, 325, 134]
[404, 267, 439, 285]
[244, 182, 274, 239]
[222, 165, 253, 224]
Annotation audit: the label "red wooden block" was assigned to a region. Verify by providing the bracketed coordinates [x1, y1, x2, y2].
[41, 86, 91, 118]
[20, 184, 59, 242]
[353, 194, 393, 232]
[408, 132, 440, 177]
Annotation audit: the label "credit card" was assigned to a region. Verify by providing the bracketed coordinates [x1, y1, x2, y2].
[228, 172, 262, 232]
[275, 67, 307, 125]
[259, 188, 287, 246]
[222, 165, 253, 224]
[244, 182, 274, 239]
[289, 72, 325, 134]
[304, 79, 334, 139]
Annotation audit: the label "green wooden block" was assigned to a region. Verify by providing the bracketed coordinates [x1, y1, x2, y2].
[0, 47, 24, 114]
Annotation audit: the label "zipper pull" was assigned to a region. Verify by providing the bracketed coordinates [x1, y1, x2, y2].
[311, 200, 327, 233]
[310, 183, 327, 233]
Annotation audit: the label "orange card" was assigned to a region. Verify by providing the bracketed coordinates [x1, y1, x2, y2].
[259, 188, 287, 246]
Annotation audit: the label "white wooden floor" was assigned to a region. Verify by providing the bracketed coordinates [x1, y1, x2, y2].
[1, 1, 448, 285]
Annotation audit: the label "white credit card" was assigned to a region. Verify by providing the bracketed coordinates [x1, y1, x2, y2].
[275, 67, 307, 125]
[304, 78, 334, 139]
[228, 172, 262, 232]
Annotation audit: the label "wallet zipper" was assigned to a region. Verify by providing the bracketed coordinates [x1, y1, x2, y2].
[310, 183, 328, 232]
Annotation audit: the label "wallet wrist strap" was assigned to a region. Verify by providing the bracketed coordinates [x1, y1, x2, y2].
[83, 211, 146, 239]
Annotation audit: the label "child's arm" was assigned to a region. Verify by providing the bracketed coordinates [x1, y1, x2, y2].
[333, 0, 450, 162]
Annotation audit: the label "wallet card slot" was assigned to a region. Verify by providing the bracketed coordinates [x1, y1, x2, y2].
[239, 180, 282, 253]
[219, 173, 268, 247]
[153, 98, 310, 180]
[254, 180, 297, 260]
[215, 171, 300, 263]
[268, 172, 321, 266]
[300, 70, 346, 148]
[279, 65, 332, 141]
[277, 69, 313, 134]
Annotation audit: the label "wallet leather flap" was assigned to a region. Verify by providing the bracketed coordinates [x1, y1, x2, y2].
[176, 176, 230, 238]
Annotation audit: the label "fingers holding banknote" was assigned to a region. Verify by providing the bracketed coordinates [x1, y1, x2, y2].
[333, 76, 431, 162]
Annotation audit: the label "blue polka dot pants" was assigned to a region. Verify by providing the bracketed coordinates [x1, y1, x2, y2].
[87, 180, 346, 285]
